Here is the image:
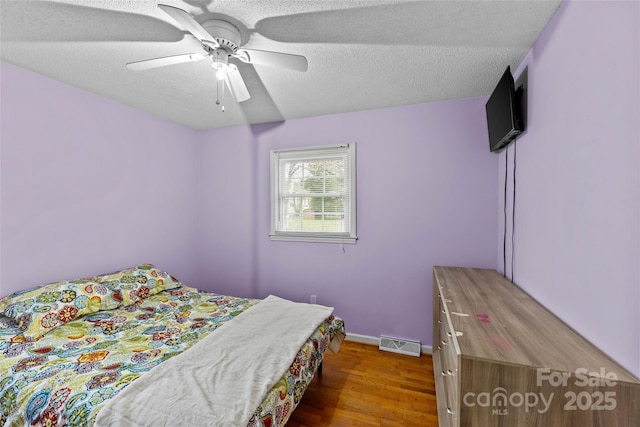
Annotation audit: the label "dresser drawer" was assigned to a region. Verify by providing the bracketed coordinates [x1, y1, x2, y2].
[438, 297, 459, 365]
[442, 371, 459, 426]
[441, 328, 459, 421]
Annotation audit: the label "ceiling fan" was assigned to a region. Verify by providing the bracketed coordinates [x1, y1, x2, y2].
[126, 4, 308, 107]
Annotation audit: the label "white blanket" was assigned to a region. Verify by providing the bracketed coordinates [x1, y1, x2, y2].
[95, 295, 334, 427]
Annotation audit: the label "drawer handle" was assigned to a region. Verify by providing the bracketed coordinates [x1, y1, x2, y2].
[447, 369, 453, 376]
[447, 332, 452, 337]
[441, 309, 446, 314]
[447, 408, 454, 415]
[441, 340, 447, 346]
[441, 369, 454, 376]
[437, 320, 442, 324]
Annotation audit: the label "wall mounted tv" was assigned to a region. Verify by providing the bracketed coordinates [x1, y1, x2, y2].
[485, 66, 525, 152]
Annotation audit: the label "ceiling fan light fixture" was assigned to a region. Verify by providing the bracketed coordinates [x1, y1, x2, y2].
[214, 63, 239, 81]
[211, 49, 231, 80]
[214, 65, 227, 80]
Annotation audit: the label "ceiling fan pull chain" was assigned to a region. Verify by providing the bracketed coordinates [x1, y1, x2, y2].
[215, 83, 219, 106]
[215, 77, 225, 113]
[215, 77, 221, 108]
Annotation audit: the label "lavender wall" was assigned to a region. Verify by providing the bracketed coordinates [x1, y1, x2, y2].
[500, 1, 639, 376]
[197, 100, 498, 347]
[0, 62, 201, 295]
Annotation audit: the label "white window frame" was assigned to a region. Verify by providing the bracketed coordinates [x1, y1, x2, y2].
[270, 143, 357, 244]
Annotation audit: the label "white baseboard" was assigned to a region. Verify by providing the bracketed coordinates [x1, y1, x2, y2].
[345, 332, 433, 355]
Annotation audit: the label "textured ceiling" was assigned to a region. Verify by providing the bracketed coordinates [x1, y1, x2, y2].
[0, 0, 562, 130]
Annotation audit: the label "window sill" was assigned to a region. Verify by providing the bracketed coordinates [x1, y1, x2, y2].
[269, 234, 357, 244]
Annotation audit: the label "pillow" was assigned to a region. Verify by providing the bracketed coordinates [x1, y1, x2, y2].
[0, 314, 22, 336]
[95, 264, 181, 306]
[1, 279, 121, 340]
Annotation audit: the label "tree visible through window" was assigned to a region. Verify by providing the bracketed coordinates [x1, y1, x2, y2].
[270, 144, 356, 243]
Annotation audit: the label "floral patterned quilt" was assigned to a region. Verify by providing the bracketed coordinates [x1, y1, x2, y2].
[0, 286, 344, 427]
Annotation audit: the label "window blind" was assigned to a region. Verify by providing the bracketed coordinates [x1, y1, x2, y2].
[270, 144, 356, 243]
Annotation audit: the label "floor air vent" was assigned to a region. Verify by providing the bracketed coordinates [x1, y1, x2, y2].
[379, 336, 421, 357]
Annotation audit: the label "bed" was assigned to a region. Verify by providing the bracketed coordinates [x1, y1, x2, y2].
[0, 264, 345, 426]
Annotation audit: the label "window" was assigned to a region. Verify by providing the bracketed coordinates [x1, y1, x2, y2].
[270, 144, 357, 243]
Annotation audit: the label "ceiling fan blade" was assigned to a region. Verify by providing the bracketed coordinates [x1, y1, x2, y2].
[158, 4, 218, 48]
[126, 53, 205, 71]
[236, 49, 308, 72]
[225, 66, 251, 102]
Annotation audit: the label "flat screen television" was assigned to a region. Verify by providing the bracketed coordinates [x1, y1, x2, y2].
[485, 66, 524, 152]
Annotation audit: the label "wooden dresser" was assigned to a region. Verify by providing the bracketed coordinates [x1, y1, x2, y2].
[432, 266, 639, 427]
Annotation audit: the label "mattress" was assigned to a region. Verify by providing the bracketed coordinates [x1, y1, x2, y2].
[0, 284, 344, 426]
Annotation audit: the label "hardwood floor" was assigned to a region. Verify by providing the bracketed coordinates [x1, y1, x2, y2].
[287, 340, 439, 427]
